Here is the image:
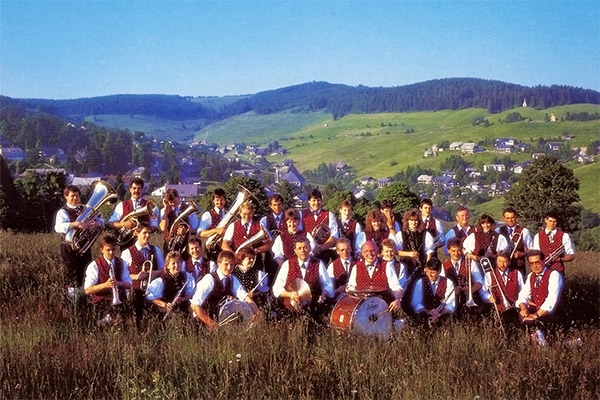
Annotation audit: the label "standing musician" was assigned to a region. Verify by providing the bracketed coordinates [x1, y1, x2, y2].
[159, 188, 199, 258]
[419, 198, 445, 256]
[444, 205, 474, 255]
[197, 188, 228, 261]
[190, 250, 260, 331]
[517, 250, 564, 345]
[410, 258, 456, 325]
[271, 209, 316, 267]
[395, 208, 435, 277]
[337, 200, 362, 256]
[146, 251, 195, 320]
[107, 177, 158, 250]
[259, 194, 285, 279]
[222, 201, 272, 273]
[120, 223, 165, 327]
[346, 240, 403, 316]
[463, 213, 508, 266]
[441, 237, 489, 310]
[496, 207, 532, 276]
[484, 252, 524, 325]
[83, 235, 132, 325]
[272, 236, 335, 318]
[232, 247, 270, 309]
[380, 200, 401, 236]
[54, 184, 105, 296]
[302, 188, 339, 265]
[354, 209, 394, 257]
[185, 237, 216, 282]
[327, 238, 355, 296]
[532, 211, 575, 275]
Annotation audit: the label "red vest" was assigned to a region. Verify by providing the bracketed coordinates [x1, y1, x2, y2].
[366, 229, 390, 249]
[354, 259, 389, 291]
[279, 229, 308, 261]
[265, 213, 286, 236]
[286, 257, 322, 301]
[231, 219, 261, 251]
[538, 230, 565, 272]
[339, 219, 358, 248]
[122, 198, 149, 218]
[331, 258, 353, 289]
[442, 258, 468, 287]
[208, 209, 222, 230]
[530, 268, 552, 308]
[127, 245, 158, 290]
[303, 209, 329, 236]
[473, 231, 499, 257]
[489, 268, 520, 312]
[91, 257, 124, 304]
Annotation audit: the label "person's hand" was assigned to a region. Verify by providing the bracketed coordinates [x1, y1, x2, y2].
[165, 302, 173, 312]
[388, 299, 401, 312]
[124, 220, 136, 230]
[428, 308, 440, 323]
[207, 319, 219, 332]
[104, 277, 116, 289]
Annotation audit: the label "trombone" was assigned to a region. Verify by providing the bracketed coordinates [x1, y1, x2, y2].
[480, 257, 508, 339]
[465, 258, 476, 308]
[544, 244, 565, 267]
[509, 231, 523, 260]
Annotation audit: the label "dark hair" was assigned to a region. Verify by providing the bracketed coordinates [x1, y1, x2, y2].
[402, 208, 424, 232]
[496, 251, 510, 261]
[284, 208, 299, 222]
[212, 188, 226, 200]
[526, 249, 543, 260]
[130, 177, 144, 188]
[134, 222, 151, 233]
[545, 211, 560, 221]
[339, 199, 353, 209]
[99, 234, 117, 248]
[165, 188, 179, 202]
[293, 236, 311, 249]
[419, 198, 433, 208]
[307, 188, 322, 201]
[380, 199, 393, 210]
[455, 205, 469, 215]
[478, 213, 495, 226]
[447, 237, 463, 250]
[235, 247, 255, 265]
[425, 257, 442, 272]
[187, 236, 202, 247]
[365, 209, 387, 232]
[268, 194, 284, 203]
[502, 206, 518, 216]
[217, 250, 236, 264]
[165, 251, 182, 264]
[63, 185, 81, 197]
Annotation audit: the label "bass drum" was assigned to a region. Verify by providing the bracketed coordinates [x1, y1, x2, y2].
[218, 298, 254, 330]
[329, 294, 392, 340]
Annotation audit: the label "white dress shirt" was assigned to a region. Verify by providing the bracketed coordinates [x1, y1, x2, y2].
[54, 204, 105, 234]
[145, 272, 196, 301]
[120, 243, 165, 272]
[83, 257, 132, 290]
[532, 229, 575, 255]
[109, 199, 159, 229]
[197, 207, 226, 234]
[190, 270, 248, 307]
[345, 260, 403, 292]
[517, 268, 564, 313]
[271, 232, 316, 260]
[411, 277, 456, 314]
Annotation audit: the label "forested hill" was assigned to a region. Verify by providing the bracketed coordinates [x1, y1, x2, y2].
[2, 78, 599, 122]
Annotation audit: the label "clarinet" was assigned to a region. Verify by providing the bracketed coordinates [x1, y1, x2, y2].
[162, 283, 187, 321]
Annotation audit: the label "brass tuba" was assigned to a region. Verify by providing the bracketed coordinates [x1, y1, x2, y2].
[205, 185, 257, 252]
[65, 180, 117, 255]
[235, 225, 272, 254]
[311, 223, 331, 245]
[115, 199, 157, 246]
[167, 201, 201, 254]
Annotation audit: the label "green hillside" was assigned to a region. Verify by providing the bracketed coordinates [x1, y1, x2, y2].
[574, 162, 600, 213]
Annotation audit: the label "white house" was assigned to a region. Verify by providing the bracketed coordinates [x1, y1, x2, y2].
[449, 141, 463, 151]
[483, 164, 506, 172]
[417, 174, 433, 185]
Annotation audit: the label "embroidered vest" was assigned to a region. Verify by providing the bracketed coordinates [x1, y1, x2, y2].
[279, 229, 307, 260]
[530, 268, 553, 308]
[331, 258, 353, 289]
[232, 265, 260, 292]
[366, 229, 391, 250]
[208, 209, 222, 230]
[204, 272, 234, 319]
[302, 209, 329, 237]
[185, 257, 211, 282]
[452, 225, 474, 243]
[160, 271, 187, 302]
[127, 245, 158, 290]
[538, 230, 565, 272]
[490, 268, 520, 312]
[231, 219, 261, 251]
[473, 231, 500, 257]
[338, 219, 358, 247]
[355, 259, 389, 291]
[265, 213, 286, 237]
[286, 257, 322, 301]
[91, 257, 124, 304]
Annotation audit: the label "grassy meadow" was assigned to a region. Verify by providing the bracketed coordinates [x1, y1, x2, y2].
[1, 230, 598, 399]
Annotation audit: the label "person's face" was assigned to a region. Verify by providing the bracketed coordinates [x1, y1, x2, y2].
[420, 204, 432, 217]
[218, 257, 234, 276]
[336, 242, 351, 260]
[213, 195, 226, 210]
[456, 210, 470, 227]
[503, 212, 516, 228]
[308, 197, 322, 212]
[381, 208, 393, 221]
[166, 259, 180, 276]
[496, 256, 510, 272]
[381, 245, 395, 261]
[448, 245, 462, 262]
[241, 256, 254, 269]
[136, 227, 152, 246]
[425, 268, 440, 282]
[286, 218, 299, 233]
[528, 255, 544, 274]
[480, 221, 493, 233]
[339, 206, 351, 220]
[240, 208, 253, 223]
[269, 199, 283, 215]
[167, 197, 180, 208]
[64, 190, 80, 206]
[294, 241, 310, 261]
[129, 183, 143, 200]
[361, 242, 378, 264]
[408, 217, 419, 232]
[101, 243, 116, 261]
[188, 241, 202, 260]
[371, 219, 382, 232]
[544, 216, 558, 231]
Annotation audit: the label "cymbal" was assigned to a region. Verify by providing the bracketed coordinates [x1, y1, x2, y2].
[289, 278, 312, 301]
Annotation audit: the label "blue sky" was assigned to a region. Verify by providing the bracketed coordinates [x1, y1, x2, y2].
[1, 0, 598, 99]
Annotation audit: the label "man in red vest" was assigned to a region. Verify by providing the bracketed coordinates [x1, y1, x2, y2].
[410, 258, 456, 325]
[532, 211, 575, 275]
[327, 237, 355, 296]
[484, 251, 524, 329]
[302, 188, 339, 264]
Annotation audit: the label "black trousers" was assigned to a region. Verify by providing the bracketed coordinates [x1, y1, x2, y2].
[60, 243, 91, 287]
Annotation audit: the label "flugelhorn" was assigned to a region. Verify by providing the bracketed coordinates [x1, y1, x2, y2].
[108, 261, 122, 306]
[115, 199, 157, 246]
[167, 201, 201, 254]
[140, 254, 154, 294]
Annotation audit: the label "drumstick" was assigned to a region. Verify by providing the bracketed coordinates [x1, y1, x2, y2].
[218, 312, 240, 327]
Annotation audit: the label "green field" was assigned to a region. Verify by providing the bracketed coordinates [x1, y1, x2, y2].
[574, 162, 600, 213]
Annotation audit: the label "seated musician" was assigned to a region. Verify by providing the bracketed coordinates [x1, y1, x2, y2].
[146, 251, 195, 319]
[54, 184, 105, 296]
[327, 238, 355, 296]
[440, 238, 489, 313]
[159, 188, 200, 260]
[419, 198, 445, 255]
[83, 235, 132, 325]
[444, 205, 474, 255]
[302, 188, 339, 264]
[395, 208, 435, 277]
[190, 250, 259, 331]
[380, 238, 408, 290]
[484, 251, 524, 325]
[410, 258, 456, 325]
[354, 209, 394, 257]
[272, 236, 334, 318]
[532, 211, 575, 275]
[337, 200, 362, 257]
[184, 237, 216, 282]
[120, 223, 165, 328]
[496, 207, 533, 276]
[197, 188, 228, 261]
[232, 247, 270, 309]
[463, 213, 508, 267]
[107, 177, 158, 250]
[517, 250, 565, 345]
[380, 200, 401, 236]
[272, 209, 316, 267]
[346, 240, 403, 315]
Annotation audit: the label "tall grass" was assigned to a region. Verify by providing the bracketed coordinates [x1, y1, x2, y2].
[0, 231, 598, 399]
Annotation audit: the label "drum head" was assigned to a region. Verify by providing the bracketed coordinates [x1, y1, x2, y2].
[218, 299, 254, 329]
[353, 296, 392, 340]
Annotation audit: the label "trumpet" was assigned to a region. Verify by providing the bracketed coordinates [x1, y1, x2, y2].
[140, 255, 154, 294]
[480, 257, 508, 338]
[108, 262, 122, 306]
[115, 199, 157, 246]
[167, 201, 201, 254]
[544, 244, 565, 267]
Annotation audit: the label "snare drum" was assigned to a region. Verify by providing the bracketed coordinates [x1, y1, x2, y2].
[330, 294, 392, 340]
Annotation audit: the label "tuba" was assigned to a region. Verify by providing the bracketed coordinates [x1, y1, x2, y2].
[167, 201, 201, 254]
[311, 223, 331, 246]
[235, 225, 271, 254]
[65, 180, 117, 255]
[115, 199, 157, 246]
[205, 185, 257, 252]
